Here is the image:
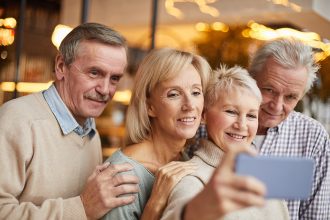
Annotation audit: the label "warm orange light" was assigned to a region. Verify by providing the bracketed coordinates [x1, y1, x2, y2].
[243, 22, 330, 61]
[0, 82, 53, 93]
[51, 24, 73, 49]
[112, 90, 132, 105]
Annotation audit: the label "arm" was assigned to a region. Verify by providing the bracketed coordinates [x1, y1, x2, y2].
[183, 146, 266, 220]
[0, 109, 138, 220]
[300, 133, 330, 220]
[140, 161, 197, 220]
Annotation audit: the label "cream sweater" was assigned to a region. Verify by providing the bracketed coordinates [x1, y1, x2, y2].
[0, 92, 102, 220]
[161, 139, 290, 220]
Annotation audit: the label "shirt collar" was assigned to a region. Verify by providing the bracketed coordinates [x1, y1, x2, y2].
[43, 84, 96, 138]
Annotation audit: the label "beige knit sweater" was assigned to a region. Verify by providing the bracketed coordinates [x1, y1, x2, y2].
[0, 92, 102, 220]
[161, 139, 290, 220]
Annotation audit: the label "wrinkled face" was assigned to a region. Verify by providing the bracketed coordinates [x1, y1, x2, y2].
[55, 40, 127, 125]
[254, 58, 308, 134]
[204, 87, 260, 151]
[147, 64, 204, 141]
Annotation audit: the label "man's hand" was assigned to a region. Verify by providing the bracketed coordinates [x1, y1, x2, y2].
[80, 162, 139, 220]
[184, 146, 266, 220]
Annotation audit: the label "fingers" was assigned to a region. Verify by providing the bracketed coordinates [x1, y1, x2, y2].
[81, 162, 139, 219]
[231, 175, 266, 196]
[215, 146, 257, 177]
[100, 162, 134, 177]
[218, 179, 265, 209]
[157, 161, 197, 177]
[155, 162, 197, 187]
[111, 174, 139, 186]
[106, 195, 136, 209]
[112, 183, 139, 197]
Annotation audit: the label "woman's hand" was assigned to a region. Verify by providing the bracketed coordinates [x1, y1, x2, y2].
[141, 161, 197, 220]
[183, 146, 266, 220]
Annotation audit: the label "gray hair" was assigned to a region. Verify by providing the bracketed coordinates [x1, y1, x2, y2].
[59, 23, 127, 65]
[205, 65, 262, 109]
[126, 48, 211, 144]
[249, 37, 319, 93]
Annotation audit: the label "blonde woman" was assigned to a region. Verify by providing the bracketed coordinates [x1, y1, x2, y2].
[102, 48, 211, 220]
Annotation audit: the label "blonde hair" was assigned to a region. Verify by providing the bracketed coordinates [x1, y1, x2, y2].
[126, 48, 211, 144]
[205, 65, 261, 109]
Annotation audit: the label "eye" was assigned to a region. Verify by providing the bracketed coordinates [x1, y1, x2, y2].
[110, 75, 122, 84]
[247, 113, 257, 119]
[89, 70, 100, 78]
[225, 109, 237, 115]
[192, 89, 202, 96]
[262, 88, 273, 94]
[167, 90, 180, 99]
[286, 94, 298, 101]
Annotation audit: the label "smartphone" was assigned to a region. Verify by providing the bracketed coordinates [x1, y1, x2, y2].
[235, 154, 315, 200]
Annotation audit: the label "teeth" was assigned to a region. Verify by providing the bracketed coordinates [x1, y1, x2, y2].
[179, 117, 195, 122]
[228, 133, 245, 139]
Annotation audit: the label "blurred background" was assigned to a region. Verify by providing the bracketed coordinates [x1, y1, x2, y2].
[1, 0, 330, 158]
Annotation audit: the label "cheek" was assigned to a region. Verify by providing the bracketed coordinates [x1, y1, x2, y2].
[109, 86, 117, 97]
[260, 95, 271, 107]
[284, 102, 297, 114]
[194, 98, 204, 113]
[248, 121, 259, 135]
[207, 114, 227, 135]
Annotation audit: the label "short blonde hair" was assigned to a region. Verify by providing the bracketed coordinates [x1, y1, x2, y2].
[126, 48, 211, 144]
[205, 65, 262, 109]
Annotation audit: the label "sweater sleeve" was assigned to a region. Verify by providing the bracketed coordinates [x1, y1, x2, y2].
[0, 103, 87, 220]
[161, 175, 204, 220]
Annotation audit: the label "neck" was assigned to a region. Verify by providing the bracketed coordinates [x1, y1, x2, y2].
[149, 134, 185, 166]
[54, 82, 85, 126]
[257, 126, 268, 135]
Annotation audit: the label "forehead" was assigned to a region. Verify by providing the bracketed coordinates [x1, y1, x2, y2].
[215, 87, 260, 109]
[257, 58, 308, 94]
[75, 40, 127, 68]
[157, 64, 201, 89]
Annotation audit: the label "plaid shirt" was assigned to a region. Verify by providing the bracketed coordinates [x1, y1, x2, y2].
[185, 124, 207, 157]
[253, 111, 330, 220]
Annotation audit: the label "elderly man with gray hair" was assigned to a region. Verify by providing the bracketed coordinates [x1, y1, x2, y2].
[0, 23, 139, 220]
[249, 38, 330, 220]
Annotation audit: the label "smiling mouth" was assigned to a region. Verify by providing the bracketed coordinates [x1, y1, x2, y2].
[226, 133, 246, 139]
[178, 117, 196, 123]
[262, 109, 281, 117]
[87, 98, 107, 104]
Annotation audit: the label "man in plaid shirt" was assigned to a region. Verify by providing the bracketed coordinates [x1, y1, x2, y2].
[251, 38, 329, 220]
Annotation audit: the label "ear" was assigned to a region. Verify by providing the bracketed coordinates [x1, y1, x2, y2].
[147, 100, 157, 118]
[54, 54, 67, 80]
[201, 110, 207, 124]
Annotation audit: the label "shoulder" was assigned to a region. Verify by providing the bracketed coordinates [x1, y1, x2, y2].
[106, 150, 154, 191]
[286, 111, 328, 134]
[189, 150, 217, 184]
[104, 150, 154, 220]
[0, 92, 49, 122]
[171, 156, 210, 197]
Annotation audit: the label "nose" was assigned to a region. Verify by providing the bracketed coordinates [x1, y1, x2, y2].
[96, 78, 111, 96]
[234, 116, 247, 130]
[181, 95, 194, 111]
[269, 95, 284, 112]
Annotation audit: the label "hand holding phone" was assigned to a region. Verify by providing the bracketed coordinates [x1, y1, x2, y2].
[235, 154, 315, 200]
